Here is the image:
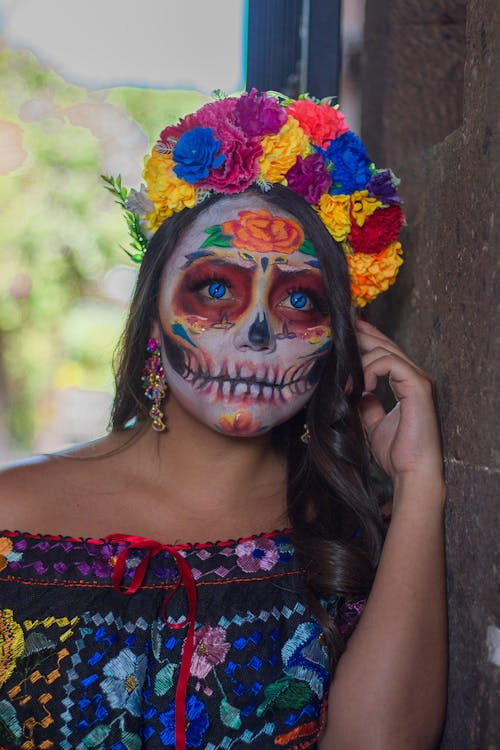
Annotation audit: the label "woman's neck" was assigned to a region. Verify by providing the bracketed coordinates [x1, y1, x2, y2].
[110, 399, 289, 541]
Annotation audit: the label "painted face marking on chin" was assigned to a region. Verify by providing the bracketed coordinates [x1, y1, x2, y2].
[158, 204, 332, 437]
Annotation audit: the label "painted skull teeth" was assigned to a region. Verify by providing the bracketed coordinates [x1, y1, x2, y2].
[178, 346, 317, 403]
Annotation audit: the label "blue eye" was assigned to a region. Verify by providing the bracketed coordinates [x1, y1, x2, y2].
[290, 292, 307, 309]
[208, 281, 227, 299]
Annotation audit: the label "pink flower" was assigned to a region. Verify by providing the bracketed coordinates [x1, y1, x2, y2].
[195, 100, 262, 193]
[159, 112, 201, 149]
[235, 537, 279, 573]
[191, 625, 230, 679]
[235, 89, 287, 138]
[286, 153, 332, 204]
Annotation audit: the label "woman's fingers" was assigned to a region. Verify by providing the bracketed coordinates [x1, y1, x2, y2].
[358, 393, 387, 434]
[361, 350, 432, 400]
[355, 319, 418, 369]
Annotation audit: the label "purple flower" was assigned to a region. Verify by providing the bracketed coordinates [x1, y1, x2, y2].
[235, 537, 279, 573]
[173, 127, 225, 184]
[235, 88, 287, 138]
[366, 169, 401, 204]
[77, 542, 122, 579]
[319, 130, 372, 194]
[286, 153, 332, 204]
[191, 624, 230, 680]
[100, 648, 147, 716]
[159, 694, 209, 747]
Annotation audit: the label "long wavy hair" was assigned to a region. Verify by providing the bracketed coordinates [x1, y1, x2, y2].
[111, 185, 384, 667]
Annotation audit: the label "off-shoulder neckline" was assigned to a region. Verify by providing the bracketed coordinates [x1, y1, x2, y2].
[0, 527, 293, 551]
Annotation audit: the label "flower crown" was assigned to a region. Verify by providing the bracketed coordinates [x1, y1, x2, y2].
[103, 90, 404, 307]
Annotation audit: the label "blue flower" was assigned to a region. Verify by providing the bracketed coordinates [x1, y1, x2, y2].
[318, 131, 372, 194]
[282, 622, 329, 699]
[159, 694, 209, 748]
[100, 648, 147, 716]
[173, 127, 225, 183]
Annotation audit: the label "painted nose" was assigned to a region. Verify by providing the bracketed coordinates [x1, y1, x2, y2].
[234, 312, 276, 352]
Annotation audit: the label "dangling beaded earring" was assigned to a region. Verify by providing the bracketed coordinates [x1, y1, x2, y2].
[141, 337, 168, 432]
[300, 423, 311, 444]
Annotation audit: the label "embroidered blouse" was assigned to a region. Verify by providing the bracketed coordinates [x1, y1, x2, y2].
[0, 530, 364, 750]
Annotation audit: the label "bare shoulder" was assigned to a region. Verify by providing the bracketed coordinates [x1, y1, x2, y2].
[0, 453, 70, 533]
[0, 432, 135, 535]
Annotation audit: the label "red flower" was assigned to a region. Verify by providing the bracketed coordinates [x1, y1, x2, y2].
[287, 100, 348, 148]
[348, 205, 404, 255]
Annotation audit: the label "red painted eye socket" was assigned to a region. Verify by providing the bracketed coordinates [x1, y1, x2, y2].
[171, 260, 331, 329]
[173, 261, 253, 322]
[269, 271, 330, 327]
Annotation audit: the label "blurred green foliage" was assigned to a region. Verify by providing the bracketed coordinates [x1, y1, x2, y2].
[0, 47, 206, 453]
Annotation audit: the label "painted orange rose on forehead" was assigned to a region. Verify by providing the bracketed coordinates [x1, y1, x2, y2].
[200, 209, 317, 256]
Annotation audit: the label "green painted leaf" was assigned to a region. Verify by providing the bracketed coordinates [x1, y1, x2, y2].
[220, 698, 242, 729]
[299, 239, 317, 256]
[154, 663, 175, 696]
[82, 724, 112, 747]
[256, 677, 313, 717]
[200, 225, 233, 249]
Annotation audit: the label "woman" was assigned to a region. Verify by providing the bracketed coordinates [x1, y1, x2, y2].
[0, 91, 446, 749]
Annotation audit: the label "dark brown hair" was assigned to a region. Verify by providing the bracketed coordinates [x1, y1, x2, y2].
[111, 185, 384, 667]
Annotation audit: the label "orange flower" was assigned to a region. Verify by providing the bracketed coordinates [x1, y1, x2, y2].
[345, 241, 403, 307]
[222, 210, 304, 254]
[218, 409, 262, 435]
[287, 100, 349, 148]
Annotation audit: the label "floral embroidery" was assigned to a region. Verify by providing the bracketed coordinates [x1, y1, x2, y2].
[100, 648, 147, 716]
[235, 536, 279, 572]
[0, 610, 24, 687]
[0, 532, 363, 748]
[0, 537, 23, 571]
[159, 694, 209, 748]
[191, 625, 230, 680]
[282, 622, 329, 698]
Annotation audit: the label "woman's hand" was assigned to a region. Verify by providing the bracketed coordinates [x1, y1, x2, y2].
[355, 318, 444, 489]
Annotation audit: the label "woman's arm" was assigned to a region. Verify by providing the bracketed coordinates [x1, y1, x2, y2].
[320, 319, 447, 750]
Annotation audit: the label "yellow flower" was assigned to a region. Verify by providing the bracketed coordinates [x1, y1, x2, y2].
[259, 116, 310, 183]
[143, 150, 196, 231]
[345, 241, 403, 307]
[0, 609, 24, 687]
[0, 537, 13, 572]
[350, 190, 382, 227]
[315, 194, 351, 242]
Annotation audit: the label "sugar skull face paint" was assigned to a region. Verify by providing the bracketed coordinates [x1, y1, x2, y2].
[156, 195, 332, 437]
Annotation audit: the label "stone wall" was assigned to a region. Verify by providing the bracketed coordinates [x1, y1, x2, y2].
[360, 1, 499, 747]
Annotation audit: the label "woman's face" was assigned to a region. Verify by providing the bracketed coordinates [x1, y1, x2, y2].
[156, 194, 332, 436]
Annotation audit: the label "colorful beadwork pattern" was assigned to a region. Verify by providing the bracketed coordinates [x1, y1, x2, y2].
[0, 531, 364, 749]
